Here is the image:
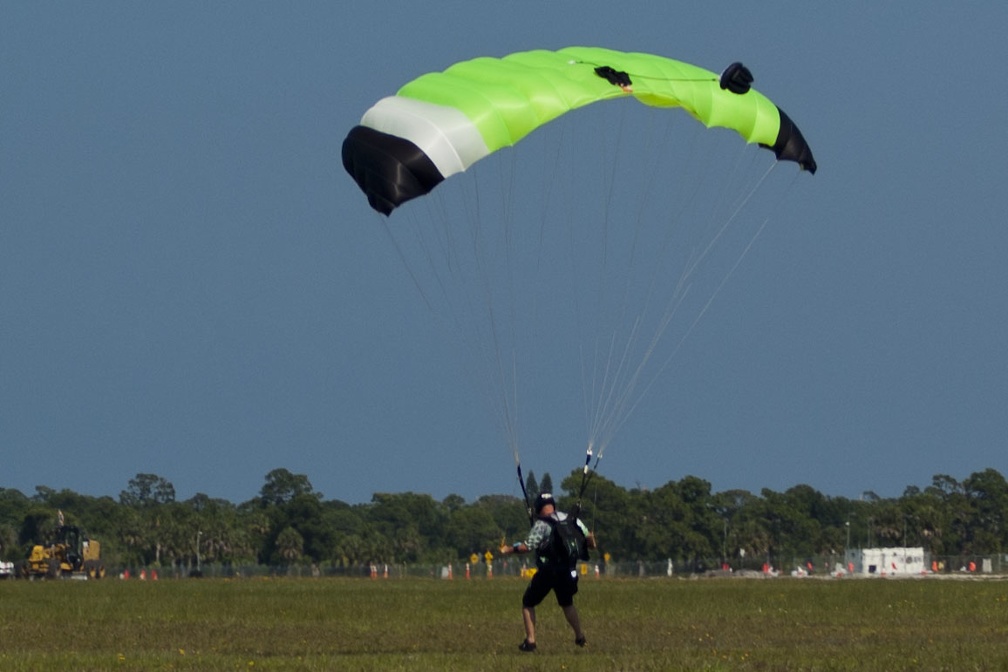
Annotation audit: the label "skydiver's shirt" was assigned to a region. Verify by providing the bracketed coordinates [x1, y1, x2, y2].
[524, 511, 590, 565]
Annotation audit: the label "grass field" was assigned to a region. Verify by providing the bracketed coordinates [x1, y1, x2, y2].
[1, 575, 1006, 671]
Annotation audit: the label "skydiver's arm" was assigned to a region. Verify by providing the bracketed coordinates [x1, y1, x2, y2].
[500, 519, 549, 554]
[500, 541, 529, 555]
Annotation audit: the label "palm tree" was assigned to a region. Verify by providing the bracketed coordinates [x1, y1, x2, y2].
[275, 526, 304, 566]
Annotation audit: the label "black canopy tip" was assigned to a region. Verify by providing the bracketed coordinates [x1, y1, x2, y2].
[342, 126, 445, 215]
[770, 108, 817, 175]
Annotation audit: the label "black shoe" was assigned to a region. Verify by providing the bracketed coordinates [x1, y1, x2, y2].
[575, 636, 587, 647]
[518, 640, 537, 653]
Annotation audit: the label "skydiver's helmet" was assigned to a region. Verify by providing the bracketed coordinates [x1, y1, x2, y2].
[534, 492, 555, 515]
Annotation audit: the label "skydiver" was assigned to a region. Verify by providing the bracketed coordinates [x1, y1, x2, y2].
[500, 492, 597, 652]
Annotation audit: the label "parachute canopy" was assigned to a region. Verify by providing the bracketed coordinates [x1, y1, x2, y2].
[343, 47, 816, 215]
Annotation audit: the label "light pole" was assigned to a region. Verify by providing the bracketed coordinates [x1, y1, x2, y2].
[195, 530, 202, 576]
[722, 519, 728, 568]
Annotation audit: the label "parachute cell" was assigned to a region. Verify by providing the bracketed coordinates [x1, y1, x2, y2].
[342, 47, 816, 215]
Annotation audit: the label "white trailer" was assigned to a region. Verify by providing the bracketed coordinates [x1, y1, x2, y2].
[844, 547, 928, 576]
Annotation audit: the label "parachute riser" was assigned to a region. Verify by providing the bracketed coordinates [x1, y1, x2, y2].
[572, 445, 602, 521]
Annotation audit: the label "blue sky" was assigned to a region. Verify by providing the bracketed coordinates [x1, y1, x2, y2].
[2, 3, 1006, 505]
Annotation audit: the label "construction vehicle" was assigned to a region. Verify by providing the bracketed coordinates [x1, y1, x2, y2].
[22, 524, 105, 580]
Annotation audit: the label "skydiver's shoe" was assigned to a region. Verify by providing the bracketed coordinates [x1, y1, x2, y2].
[518, 640, 537, 653]
[575, 636, 587, 648]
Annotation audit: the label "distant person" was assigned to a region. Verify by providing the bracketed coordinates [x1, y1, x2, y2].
[500, 492, 596, 652]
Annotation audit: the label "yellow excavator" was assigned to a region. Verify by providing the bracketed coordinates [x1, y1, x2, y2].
[22, 524, 105, 580]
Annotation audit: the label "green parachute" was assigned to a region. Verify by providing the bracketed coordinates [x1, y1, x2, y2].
[343, 47, 815, 214]
[342, 47, 817, 492]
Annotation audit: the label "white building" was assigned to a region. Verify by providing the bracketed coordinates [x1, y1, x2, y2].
[844, 547, 928, 576]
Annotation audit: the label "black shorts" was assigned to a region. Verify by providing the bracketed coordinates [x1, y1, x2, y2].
[522, 566, 579, 608]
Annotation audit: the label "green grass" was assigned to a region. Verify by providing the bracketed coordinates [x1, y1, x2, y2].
[1, 576, 1006, 671]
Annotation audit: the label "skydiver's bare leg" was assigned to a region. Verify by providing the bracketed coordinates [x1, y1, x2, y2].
[562, 604, 585, 642]
[522, 605, 537, 644]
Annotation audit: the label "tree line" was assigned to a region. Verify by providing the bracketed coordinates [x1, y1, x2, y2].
[1, 467, 1005, 573]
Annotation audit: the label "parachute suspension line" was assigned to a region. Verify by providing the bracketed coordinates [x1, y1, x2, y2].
[594, 152, 705, 451]
[405, 163, 523, 475]
[680, 145, 766, 282]
[580, 111, 696, 461]
[378, 215, 437, 313]
[477, 142, 572, 481]
[537, 122, 568, 275]
[425, 182, 484, 317]
[505, 144, 531, 527]
[484, 296, 521, 462]
[581, 122, 781, 462]
[383, 186, 526, 472]
[501, 148, 539, 475]
[398, 192, 466, 315]
[628, 161, 783, 417]
[460, 159, 519, 463]
[581, 102, 639, 457]
[424, 178, 489, 350]
[515, 460, 534, 525]
[477, 156, 526, 470]
[676, 161, 779, 342]
[585, 113, 685, 457]
[588, 314, 649, 459]
[381, 186, 494, 325]
[589, 105, 671, 453]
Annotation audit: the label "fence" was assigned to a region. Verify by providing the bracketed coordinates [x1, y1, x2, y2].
[102, 553, 1008, 581]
